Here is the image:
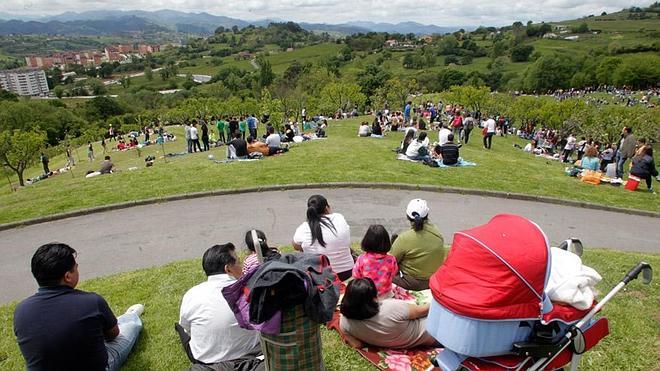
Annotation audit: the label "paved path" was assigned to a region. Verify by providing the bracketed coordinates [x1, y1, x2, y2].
[1, 188, 658, 304]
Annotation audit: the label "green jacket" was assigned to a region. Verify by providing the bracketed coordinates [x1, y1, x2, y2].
[391, 222, 445, 280]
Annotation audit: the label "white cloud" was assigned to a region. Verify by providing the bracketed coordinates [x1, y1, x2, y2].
[0, 0, 656, 26]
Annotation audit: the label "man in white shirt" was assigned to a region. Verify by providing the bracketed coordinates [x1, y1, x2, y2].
[179, 243, 263, 368]
[190, 123, 202, 152]
[562, 134, 577, 163]
[406, 131, 430, 160]
[265, 126, 282, 155]
[438, 123, 452, 146]
[483, 117, 496, 149]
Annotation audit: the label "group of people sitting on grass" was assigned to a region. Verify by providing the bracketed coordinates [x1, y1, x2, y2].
[398, 129, 462, 166]
[519, 125, 657, 192]
[13, 195, 446, 370]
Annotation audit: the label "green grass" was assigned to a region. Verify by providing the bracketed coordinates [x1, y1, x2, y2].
[1, 117, 658, 225]
[0, 248, 657, 370]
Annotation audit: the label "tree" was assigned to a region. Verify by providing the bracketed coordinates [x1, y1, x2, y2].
[521, 55, 577, 92]
[260, 88, 284, 126]
[54, 85, 65, 99]
[319, 82, 366, 114]
[144, 67, 153, 81]
[442, 85, 490, 113]
[257, 57, 275, 88]
[437, 69, 465, 90]
[510, 45, 534, 62]
[0, 129, 46, 186]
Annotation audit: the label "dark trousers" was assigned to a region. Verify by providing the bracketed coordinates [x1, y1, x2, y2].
[192, 139, 202, 152]
[249, 128, 257, 139]
[202, 137, 210, 151]
[218, 131, 226, 144]
[392, 272, 429, 291]
[187, 139, 192, 153]
[483, 132, 494, 149]
[462, 128, 472, 144]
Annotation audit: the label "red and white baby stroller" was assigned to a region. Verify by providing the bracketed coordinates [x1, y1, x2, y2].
[426, 214, 652, 371]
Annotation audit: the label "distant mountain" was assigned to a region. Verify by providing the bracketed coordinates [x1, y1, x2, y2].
[344, 21, 465, 35]
[0, 16, 168, 36]
[0, 9, 465, 36]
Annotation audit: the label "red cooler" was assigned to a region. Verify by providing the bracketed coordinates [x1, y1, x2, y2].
[625, 175, 640, 191]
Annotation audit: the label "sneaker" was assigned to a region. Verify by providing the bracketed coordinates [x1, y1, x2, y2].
[125, 304, 145, 317]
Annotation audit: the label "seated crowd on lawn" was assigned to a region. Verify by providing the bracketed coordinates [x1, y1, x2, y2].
[13, 195, 447, 370]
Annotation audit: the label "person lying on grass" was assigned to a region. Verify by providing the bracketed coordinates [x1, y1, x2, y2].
[14, 242, 144, 371]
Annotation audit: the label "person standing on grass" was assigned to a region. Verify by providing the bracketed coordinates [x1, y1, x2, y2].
[14, 242, 144, 371]
[201, 119, 210, 152]
[238, 117, 248, 140]
[87, 142, 94, 162]
[404, 101, 412, 125]
[190, 122, 202, 153]
[462, 113, 475, 144]
[229, 117, 239, 140]
[184, 122, 192, 153]
[101, 137, 107, 155]
[215, 116, 227, 144]
[483, 116, 496, 149]
[40, 153, 49, 174]
[247, 114, 258, 140]
[562, 133, 577, 163]
[65, 145, 75, 167]
[616, 126, 636, 179]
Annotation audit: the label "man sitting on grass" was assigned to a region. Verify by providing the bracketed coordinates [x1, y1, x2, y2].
[14, 242, 144, 371]
[179, 243, 263, 370]
[434, 133, 461, 166]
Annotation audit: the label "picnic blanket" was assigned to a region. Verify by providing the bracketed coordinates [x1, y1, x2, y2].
[396, 154, 477, 167]
[326, 311, 441, 371]
[328, 286, 441, 371]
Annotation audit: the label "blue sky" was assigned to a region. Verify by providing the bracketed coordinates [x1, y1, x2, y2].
[1, 0, 655, 26]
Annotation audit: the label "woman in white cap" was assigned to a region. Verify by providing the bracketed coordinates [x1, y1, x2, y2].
[390, 198, 445, 290]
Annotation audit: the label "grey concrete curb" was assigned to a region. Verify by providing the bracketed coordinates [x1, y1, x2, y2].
[1, 183, 657, 232]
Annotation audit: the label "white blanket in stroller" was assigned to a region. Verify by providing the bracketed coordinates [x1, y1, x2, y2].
[546, 247, 602, 310]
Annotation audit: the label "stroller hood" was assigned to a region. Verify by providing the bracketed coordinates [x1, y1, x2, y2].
[430, 214, 551, 320]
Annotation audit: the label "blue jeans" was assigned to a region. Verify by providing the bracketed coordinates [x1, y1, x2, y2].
[106, 313, 143, 371]
[616, 153, 628, 179]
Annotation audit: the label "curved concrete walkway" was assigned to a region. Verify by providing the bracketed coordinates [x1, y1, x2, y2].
[1, 188, 657, 304]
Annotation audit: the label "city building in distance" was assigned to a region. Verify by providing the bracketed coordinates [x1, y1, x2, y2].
[0, 68, 50, 96]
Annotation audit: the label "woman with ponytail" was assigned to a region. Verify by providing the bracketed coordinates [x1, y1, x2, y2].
[292, 195, 353, 281]
[242, 229, 281, 274]
[390, 199, 445, 291]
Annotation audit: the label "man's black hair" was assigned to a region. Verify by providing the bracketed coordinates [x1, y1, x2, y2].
[31, 242, 77, 287]
[447, 133, 454, 142]
[202, 243, 236, 276]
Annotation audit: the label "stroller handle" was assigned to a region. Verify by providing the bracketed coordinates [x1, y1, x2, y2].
[622, 262, 652, 285]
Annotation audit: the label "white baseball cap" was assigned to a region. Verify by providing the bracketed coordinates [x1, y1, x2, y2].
[406, 199, 429, 219]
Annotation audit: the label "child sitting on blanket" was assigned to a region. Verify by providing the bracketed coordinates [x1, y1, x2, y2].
[242, 229, 281, 275]
[353, 225, 398, 299]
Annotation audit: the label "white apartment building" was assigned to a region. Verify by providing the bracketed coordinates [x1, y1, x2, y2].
[0, 68, 50, 96]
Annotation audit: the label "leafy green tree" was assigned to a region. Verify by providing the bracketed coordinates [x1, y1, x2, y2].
[0, 129, 46, 186]
[319, 82, 366, 114]
[442, 85, 490, 113]
[437, 69, 465, 90]
[521, 55, 577, 92]
[257, 57, 275, 88]
[144, 67, 153, 81]
[510, 45, 534, 62]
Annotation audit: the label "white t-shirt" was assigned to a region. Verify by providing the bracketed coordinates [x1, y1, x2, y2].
[179, 274, 261, 363]
[438, 128, 452, 145]
[293, 213, 353, 273]
[358, 125, 370, 136]
[524, 143, 533, 152]
[564, 136, 576, 150]
[405, 138, 429, 158]
[190, 127, 199, 140]
[485, 119, 496, 133]
[265, 133, 281, 148]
